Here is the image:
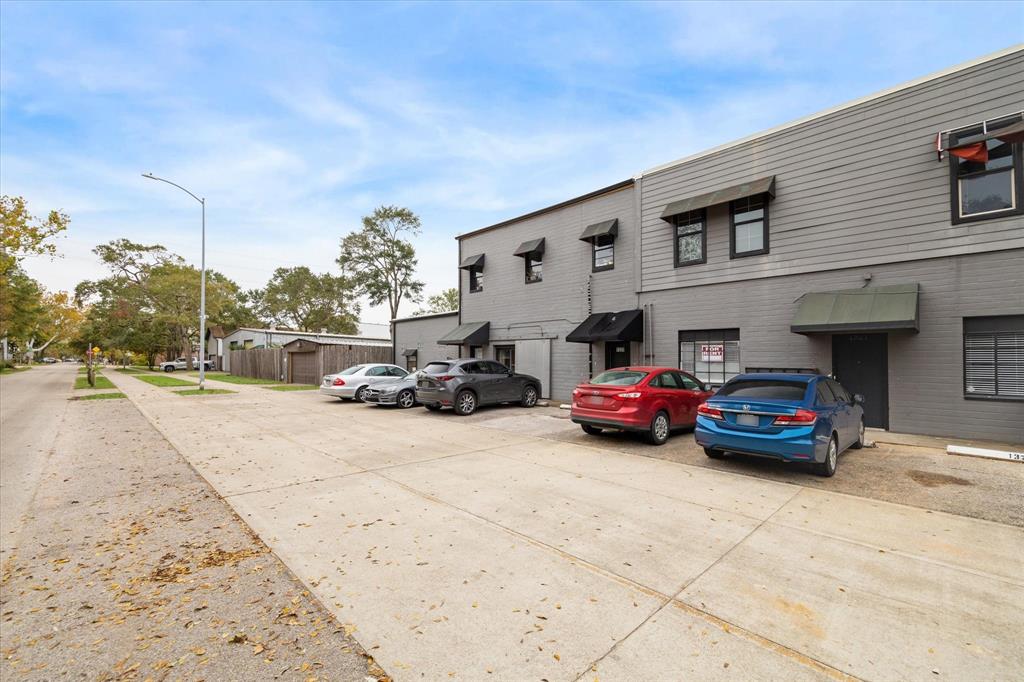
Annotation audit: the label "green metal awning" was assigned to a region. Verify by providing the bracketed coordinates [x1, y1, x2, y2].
[661, 175, 775, 220]
[578, 219, 618, 242]
[401, 348, 418, 357]
[791, 284, 920, 334]
[438, 321, 490, 346]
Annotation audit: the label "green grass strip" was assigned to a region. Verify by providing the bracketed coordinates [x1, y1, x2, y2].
[132, 374, 196, 387]
[114, 367, 146, 374]
[71, 392, 127, 401]
[262, 384, 318, 391]
[0, 366, 31, 374]
[175, 388, 235, 396]
[74, 375, 116, 390]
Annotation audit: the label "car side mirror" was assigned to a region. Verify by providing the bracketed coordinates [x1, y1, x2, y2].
[853, 394, 865, 405]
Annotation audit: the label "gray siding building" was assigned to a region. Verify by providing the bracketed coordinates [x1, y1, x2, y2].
[396, 47, 1023, 441]
[391, 311, 460, 372]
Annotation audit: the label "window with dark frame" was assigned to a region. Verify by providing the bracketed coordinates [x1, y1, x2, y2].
[678, 329, 740, 387]
[730, 195, 769, 257]
[592, 234, 614, 271]
[469, 267, 483, 292]
[948, 114, 1023, 224]
[495, 345, 515, 373]
[672, 210, 706, 267]
[525, 254, 543, 283]
[406, 352, 417, 372]
[963, 315, 1024, 400]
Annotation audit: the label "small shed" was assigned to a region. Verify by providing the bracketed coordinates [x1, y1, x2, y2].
[282, 338, 394, 385]
[284, 338, 322, 384]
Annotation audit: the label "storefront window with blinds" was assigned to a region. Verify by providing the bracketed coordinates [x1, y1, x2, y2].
[679, 329, 741, 387]
[964, 316, 1024, 399]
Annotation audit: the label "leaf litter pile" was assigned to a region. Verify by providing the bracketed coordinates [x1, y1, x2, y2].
[0, 397, 388, 681]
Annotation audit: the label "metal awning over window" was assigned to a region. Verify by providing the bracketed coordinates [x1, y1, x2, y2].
[791, 284, 919, 334]
[513, 238, 545, 258]
[578, 219, 618, 242]
[438, 321, 490, 346]
[661, 176, 775, 220]
[401, 348, 418, 357]
[566, 310, 644, 343]
[459, 253, 485, 270]
[937, 117, 1024, 161]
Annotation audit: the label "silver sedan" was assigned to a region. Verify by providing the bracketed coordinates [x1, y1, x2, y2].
[320, 363, 409, 402]
[362, 374, 419, 408]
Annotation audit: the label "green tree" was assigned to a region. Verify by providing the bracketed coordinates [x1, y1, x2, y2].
[337, 205, 425, 320]
[76, 240, 255, 363]
[418, 287, 459, 315]
[258, 266, 359, 333]
[1, 195, 69, 278]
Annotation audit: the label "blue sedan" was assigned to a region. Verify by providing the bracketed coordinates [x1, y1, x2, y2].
[693, 373, 865, 477]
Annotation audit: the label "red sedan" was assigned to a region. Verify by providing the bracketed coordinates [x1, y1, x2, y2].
[570, 367, 713, 445]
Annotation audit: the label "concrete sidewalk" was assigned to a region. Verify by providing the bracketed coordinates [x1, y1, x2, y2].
[116, 374, 1024, 681]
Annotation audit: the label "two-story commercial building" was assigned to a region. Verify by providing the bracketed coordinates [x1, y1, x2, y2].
[394, 46, 1023, 442]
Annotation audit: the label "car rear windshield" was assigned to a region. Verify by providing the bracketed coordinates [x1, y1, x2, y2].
[589, 370, 648, 386]
[423, 362, 452, 374]
[338, 365, 364, 376]
[717, 380, 808, 400]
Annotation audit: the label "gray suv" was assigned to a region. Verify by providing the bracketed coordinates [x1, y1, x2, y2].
[415, 359, 541, 416]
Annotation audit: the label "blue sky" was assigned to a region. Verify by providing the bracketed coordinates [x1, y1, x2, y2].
[2, 1, 1021, 323]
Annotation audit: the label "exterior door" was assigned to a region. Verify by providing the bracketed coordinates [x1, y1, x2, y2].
[515, 339, 551, 398]
[289, 352, 319, 385]
[832, 333, 888, 429]
[605, 342, 630, 370]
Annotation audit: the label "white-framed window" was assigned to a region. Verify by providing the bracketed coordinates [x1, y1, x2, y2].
[679, 329, 740, 387]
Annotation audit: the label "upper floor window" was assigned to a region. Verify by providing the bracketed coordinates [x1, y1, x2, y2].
[469, 268, 483, 292]
[672, 210, 706, 267]
[948, 114, 1023, 224]
[525, 255, 543, 283]
[730, 195, 769, 258]
[460, 253, 485, 293]
[593, 234, 614, 271]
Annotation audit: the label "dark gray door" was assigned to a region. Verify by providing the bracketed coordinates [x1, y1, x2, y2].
[605, 342, 630, 370]
[833, 334, 888, 429]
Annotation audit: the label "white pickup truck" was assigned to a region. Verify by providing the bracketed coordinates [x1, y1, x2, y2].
[160, 357, 215, 372]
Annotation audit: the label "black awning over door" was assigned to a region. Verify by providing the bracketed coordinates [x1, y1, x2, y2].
[566, 310, 643, 343]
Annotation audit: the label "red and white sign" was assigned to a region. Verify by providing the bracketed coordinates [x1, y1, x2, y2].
[700, 344, 724, 362]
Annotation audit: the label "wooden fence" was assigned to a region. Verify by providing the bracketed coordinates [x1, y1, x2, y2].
[227, 344, 393, 383]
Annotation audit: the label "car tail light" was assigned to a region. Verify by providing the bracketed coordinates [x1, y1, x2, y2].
[617, 392, 642, 399]
[697, 403, 724, 420]
[332, 378, 346, 386]
[774, 409, 817, 426]
[572, 388, 581, 397]
[438, 375, 455, 382]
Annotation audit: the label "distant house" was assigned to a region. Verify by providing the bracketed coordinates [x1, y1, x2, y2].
[210, 325, 391, 373]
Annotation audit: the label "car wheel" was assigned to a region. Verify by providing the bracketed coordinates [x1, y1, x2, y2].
[396, 389, 416, 409]
[454, 390, 477, 416]
[424, 403, 442, 412]
[354, 386, 369, 402]
[814, 435, 839, 477]
[646, 411, 671, 446]
[851, 419, 865, 449]
[164, 366, 174, 372]
[521, 385, 538, 408]
[704, 447, 725, 459]
[581, 424, 602, 435]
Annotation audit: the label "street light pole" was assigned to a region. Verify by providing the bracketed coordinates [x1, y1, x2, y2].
[142, 172, 207, 391]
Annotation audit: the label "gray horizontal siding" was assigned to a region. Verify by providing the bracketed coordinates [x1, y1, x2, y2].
[392, 313, 460, 368]
[640, 249, 1024, 443]
[639, 50, 1024, 292]
[459, 185, 637, 399]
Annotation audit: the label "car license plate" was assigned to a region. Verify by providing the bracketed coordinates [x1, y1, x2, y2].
[737, 413, 759, 426]
[584, 395, 605, 406]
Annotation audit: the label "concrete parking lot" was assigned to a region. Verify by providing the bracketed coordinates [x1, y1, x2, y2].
[108, 373, 1024, 681]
